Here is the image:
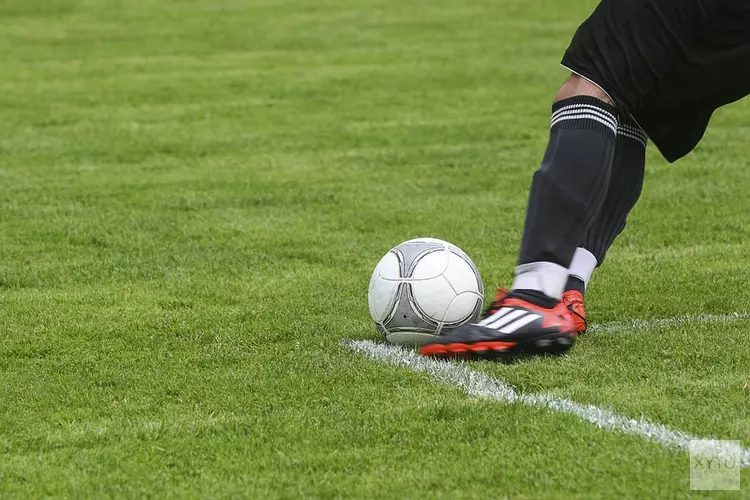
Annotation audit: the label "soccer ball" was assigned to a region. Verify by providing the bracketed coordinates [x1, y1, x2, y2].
[368, 237, 484, 346]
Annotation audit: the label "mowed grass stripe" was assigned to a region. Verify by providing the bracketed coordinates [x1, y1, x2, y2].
[1, 0, 749, 497]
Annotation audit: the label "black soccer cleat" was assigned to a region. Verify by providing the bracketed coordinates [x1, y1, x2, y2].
[418, 288, 577, 360]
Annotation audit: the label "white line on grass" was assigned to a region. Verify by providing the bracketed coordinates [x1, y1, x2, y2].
[343, 339, 750, 467]
[588, 312, 750, 334]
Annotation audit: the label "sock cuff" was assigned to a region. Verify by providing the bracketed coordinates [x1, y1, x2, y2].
[550, 96, 618, 135]
[617, 116, 648, 147]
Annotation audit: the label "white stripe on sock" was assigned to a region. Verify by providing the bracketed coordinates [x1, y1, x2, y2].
[552, 103, 617, 124]
[617, 130, 646, 144]
[551, 107, 618, 129]
[550, 110, 617, 130]
[620, 123, 647, 136]
[550, 113, 617, 134]
[617, 128, 647, 146]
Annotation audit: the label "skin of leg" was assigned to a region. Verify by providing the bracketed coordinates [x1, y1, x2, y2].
[554, 74, 615, 105]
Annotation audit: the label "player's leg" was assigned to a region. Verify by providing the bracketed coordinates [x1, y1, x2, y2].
[563, 116, 648, 331]
[510, 75, 618, 306]
[418, 76, 618, 359]
[568, 116, 647, 294]
[561, 2, 750, 325]
[418, 0, 722, 360]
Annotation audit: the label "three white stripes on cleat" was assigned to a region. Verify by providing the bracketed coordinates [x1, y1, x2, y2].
[478, 307, 541, 333]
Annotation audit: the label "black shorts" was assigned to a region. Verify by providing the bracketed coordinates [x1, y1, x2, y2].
[561, 0, 750, 162]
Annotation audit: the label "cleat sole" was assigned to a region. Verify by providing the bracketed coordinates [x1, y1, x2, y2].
[419, 333, 575, 360]
[420, 341, 518, 360]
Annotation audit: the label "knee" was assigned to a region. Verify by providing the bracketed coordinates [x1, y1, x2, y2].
[554, 74, 615, 106]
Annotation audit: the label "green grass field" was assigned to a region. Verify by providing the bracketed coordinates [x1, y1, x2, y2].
[2, 0, 750, 497]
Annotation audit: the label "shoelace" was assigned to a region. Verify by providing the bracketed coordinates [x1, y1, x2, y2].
[564, 294, 587, 332]
[486, 288, 586, 330]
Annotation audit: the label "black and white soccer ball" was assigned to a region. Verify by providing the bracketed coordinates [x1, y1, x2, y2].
[367, 237, 484, 346]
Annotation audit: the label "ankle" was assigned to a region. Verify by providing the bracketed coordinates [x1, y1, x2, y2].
[507, 289, 559, 309]
[565, 276, 586, 295]
[511, 261, 568, 300]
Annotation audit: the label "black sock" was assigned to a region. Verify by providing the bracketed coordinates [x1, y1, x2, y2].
[582, 116, 647, 264]
[564, 275, 586, 295]
[518, 96, 618, 268]
[508, 289, 558, 309]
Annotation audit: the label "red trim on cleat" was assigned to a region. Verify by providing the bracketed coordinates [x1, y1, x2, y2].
[446, 343, 469, 352]
[419, 344, 447, 356]
[469, 341, 516, 351]
[562, 290, 587, 334]
[419, 287, 578, 360]
[419, 341, 518, 358]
